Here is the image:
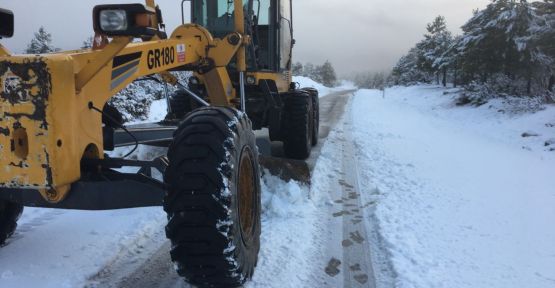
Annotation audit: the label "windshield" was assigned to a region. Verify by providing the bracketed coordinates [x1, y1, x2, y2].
[192, 0, 251, 38]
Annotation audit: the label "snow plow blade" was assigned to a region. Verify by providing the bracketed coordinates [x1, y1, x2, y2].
[259, 156, 311, 186]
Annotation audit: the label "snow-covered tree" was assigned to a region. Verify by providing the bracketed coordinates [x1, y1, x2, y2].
[26, 27, 58, 54]
[292, 62, 303, 76]
[294, 61, 337, 86]
[110, 72, 191, 122]
[319, 61, 337, 87]
[391, 0, 554, 101]
[416, 16, 454, 85]
[353, 71, 389, 89]
[81, 37, 94, 49]
[533, 0, 555, 57]
[390, 16, 454, 86]
[302, 63, 316, 79]
[391, 47, 430, 85]
[455, 0, 549, 94]
[533, 0, 555, 92]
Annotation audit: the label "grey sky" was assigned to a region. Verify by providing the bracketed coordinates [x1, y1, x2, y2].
[0, 0, 490, 75]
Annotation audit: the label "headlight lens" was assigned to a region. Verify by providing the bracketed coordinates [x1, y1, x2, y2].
[100, 10, 128, 31]
[246, 76, 256, 85]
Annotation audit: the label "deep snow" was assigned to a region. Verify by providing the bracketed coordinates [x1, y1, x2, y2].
[351, 85, 555, 288]
[294, 76, 356, 97]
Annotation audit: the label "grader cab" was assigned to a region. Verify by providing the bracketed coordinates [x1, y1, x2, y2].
[0, 0, 318, 287]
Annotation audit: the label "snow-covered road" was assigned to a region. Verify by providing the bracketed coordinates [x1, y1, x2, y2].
[1, 84, 553, 288]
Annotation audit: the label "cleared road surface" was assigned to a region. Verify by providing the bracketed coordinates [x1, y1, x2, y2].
[84, 89, 377, 288]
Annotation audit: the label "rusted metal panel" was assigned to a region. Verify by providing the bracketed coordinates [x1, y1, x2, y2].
[0, 58, 52, 189]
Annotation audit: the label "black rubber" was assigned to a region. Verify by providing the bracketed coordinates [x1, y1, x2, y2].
[167, 89, 195, 120]
[302, 88, 320, 146]
[164, 107, 261, 288]
[282, 91, 313, 160]
[0, 199, 23, 246]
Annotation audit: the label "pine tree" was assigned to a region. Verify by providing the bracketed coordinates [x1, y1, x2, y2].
[353, 72, 388, 89]
[391, 47, 429, 85]
[81, 37, 94, 49]
[26, 27, 58, 54]
[533, 0, 555, 57]
[533, 0, 555, 92]
[318, 61, 337, 87]
[390, 0, 554, 98]
[455, 0, 546, 94]
[302, 63, 315, 78]
[292, 62, 304, 76]
[415, 16, 454, 86]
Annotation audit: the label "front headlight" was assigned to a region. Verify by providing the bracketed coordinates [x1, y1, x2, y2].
[246, 76, 256, 85]
[99, 10, 128, 32]
[93, 4, 156, 37]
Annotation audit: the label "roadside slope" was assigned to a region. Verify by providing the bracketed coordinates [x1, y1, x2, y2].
[351, 86, 555, 288]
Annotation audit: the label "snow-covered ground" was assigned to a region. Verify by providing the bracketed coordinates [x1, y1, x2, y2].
[0, 207, 168, 287]
[351, 85, 555, 288]
[294, 76, 356, 97]
[3, 80, 553, 288]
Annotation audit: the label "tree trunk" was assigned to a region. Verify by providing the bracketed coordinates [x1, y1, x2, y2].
[436, 72, 440, 85]
[442, 67, 447, 87]
[454, 68, 458, 88]
[549, 75, 554, 92]
[527, 75, 532, 96]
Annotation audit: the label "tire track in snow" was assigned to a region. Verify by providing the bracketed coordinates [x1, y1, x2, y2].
[83, 90, 362, 288]
[338, 120, 376, 288]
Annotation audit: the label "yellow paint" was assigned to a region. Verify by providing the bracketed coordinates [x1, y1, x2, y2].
[0, 0, 292, 203]
[0, 44, 10, 57]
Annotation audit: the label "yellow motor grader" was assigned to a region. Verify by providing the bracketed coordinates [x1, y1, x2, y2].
[0, 0, 319, 287]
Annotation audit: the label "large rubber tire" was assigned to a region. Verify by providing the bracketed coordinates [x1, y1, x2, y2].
[302, 88, 320, 146]
[283, 91, 313, 160]
[164, 107, 261, 288]
[0, 199, 23, 246]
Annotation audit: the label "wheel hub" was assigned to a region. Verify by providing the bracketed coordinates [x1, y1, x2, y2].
[238, 147, 256, 244]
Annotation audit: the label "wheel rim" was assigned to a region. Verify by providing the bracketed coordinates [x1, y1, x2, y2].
[238, 147, 256, 245]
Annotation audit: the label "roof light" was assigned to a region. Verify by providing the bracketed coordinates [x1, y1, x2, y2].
[93, 4, 156, 37]
[0, 8, 14, 38]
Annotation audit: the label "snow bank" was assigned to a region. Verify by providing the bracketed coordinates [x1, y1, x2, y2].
[248, 173, 325, 288]
[293, 76, 355, 97]
[383, 85, 555, 153]
[352, 85, 555, 288]
[260, 172, 308, 218]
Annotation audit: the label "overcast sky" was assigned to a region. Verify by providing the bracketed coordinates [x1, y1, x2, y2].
[0, 0, 490, 75]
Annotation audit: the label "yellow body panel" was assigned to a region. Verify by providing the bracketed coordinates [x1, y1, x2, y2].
[249, 71, 292, 92]
[0, 44, 9, 57]
[0, 0, 292, 204]
[0, 55, 77, 192]
[0, 24, 242, 201]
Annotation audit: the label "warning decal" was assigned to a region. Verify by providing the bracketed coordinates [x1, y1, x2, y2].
[177, 44, 186, 63]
